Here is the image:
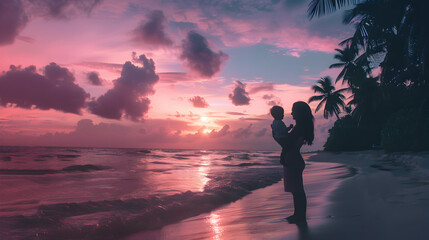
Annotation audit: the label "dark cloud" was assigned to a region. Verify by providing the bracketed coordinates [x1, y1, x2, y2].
[226, 112, 247, 115]
[283, 0, 306, 8]
[229, 81, 251, 106]
[189, 96, 209, 108]
[170, 21, 198, 31]
[231, 124, 253, 138]
[267, 100, 281, 106]
[0, 0, 28, 45]
[0, 63, 89, 114]
[86, 71, 103, 86]
[209, 125, 230, 138]
[262, 94, 281, 106]
[88, 54, 159, 121]
[30, 0, 102, 19]
[0, 0, 102, 45]
[254, 128, 267, 137]
[78, 56, 200, 83]
[132, 10, 173, 47]
[262, 94, 274, 100]
[180, 31, 229, 78]
[248, 82, 275, 94]
[240, 117, 266, 121]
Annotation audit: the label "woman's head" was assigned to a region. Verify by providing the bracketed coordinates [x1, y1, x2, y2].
[291, 101, 314, 145]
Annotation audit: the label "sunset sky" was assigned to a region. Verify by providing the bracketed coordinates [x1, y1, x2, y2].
[0, 0, 352, 151]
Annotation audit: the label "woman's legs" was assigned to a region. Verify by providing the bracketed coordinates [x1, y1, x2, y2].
[284, 165, 306, 223]
[292, 191, 307, 219]
[288, 170, 306, 223]
[286, 191, 306, 223]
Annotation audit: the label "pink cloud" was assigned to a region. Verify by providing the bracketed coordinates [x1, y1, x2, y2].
[76, 62, 122, 73]
[140, 1, 342, 54]
[158, 72, 194, 83]
[229, 81, 251, 106]
[285, 50, 302, 58]
[189, 96, 209, 108]
[76, 62, 199, 83]
[0, 0, 28, 45]
[88, 54, 159, 121]
[262, 94, 282, 106]
[86, 71, 103, 86]
[0, 111, 333, 151]
[180, 31, 229, 78]
[29, 0, 102, 19]
[0, 0, 102, 46]
[248, 82, 275, 94]
[0, 63, 89, 114]
[132, 10, 173, 47]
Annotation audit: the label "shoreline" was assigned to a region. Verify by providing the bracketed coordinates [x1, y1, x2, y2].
[125, 156, 353, 240]
[307, 150, 429, 240]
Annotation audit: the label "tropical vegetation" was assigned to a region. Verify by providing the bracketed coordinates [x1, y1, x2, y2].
[307, 0, 429, 152]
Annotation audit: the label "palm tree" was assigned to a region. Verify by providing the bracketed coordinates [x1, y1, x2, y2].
[348, 76, 381, 125]
[310, 0, 429, 89]
[308, 76, 348, 119]
[329, 45, 357, 84]
[308, 0, 429, 150]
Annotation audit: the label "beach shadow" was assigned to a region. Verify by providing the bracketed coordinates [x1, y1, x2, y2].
[295, 220, 310, 240]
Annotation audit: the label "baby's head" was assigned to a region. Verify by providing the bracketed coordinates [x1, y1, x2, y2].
[270, 106, 284, 120]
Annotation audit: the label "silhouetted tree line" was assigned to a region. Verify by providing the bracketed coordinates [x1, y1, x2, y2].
[307, 0, 429, 152]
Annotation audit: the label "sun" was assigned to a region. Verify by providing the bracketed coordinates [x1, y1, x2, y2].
[200, 116, 209, 122]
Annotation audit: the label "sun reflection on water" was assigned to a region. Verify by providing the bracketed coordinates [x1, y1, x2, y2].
[207, 213, 223, 240]
[198, 155, 211, 192]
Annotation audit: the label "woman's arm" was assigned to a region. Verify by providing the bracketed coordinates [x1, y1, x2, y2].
[278, 126, 301, 150]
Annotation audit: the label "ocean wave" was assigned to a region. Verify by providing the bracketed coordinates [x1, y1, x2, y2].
[147, 154, 166, 159]
[37, 154, 55, 158]
[1, 167, 283, 240]
[150, 161, 168, 165]
[221, 162, 270, 167]
[222, 153, 251, 160]
[0, 165, 111, 175]
[56, 154, 81, 159]
[174, 154, 201, 157]
[64, 149, 80, 153]
[62, 165, 111, 172]
[137, 150, 151, 154]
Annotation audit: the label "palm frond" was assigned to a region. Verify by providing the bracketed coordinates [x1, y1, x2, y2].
[309, 95, 324, 103]
[315, 98, 327, 113]
[335, 88, 349, 94]
[308, 0, 362, 19]
[336, 67, 346, 82]
[312, 85, 325, 94]
[329, 63, 345, 69]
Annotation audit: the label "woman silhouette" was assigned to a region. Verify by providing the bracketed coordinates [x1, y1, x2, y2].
[274, 101, 314, 223]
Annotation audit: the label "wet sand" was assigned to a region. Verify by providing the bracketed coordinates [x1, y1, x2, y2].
[126, 151, 429, 240]
[310, 151, 429, 240]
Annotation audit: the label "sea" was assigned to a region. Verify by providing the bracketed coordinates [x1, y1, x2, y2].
[0, 146, 352, 240]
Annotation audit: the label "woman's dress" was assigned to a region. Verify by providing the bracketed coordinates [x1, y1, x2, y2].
[280, 127, 305, 193]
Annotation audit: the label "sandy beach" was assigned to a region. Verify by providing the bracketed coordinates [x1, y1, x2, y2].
[126, 151, 429, 240]
[310, 151, 429, 240]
